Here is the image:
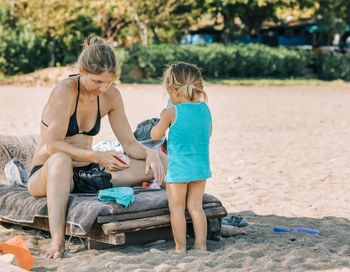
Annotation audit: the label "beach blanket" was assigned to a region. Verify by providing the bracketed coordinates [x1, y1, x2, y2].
[0, 184, 221, 235]
[0, 134, 39, 182]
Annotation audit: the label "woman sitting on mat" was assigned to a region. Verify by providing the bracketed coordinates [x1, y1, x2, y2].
[28, 36, 167, 259]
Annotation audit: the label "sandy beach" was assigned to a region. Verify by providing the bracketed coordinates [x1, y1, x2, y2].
[1, 82, 350, 271]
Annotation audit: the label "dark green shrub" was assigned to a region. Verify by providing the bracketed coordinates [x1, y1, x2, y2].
[53, 15, 101, 66]
[115, 48, 130, 68]
[130, 44, 183, 78]
[123, 43, 311, 79]
[314, 53, 350, 81]
[0, 26, 50, 75]
[0, 4, 50, 75]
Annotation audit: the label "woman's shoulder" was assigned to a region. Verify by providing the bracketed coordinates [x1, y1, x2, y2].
[104, 84, 122, 100]
[54, 77, 76, 93]
[49, 77, 77, 103]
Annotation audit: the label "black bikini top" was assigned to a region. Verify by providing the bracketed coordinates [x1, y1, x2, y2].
[41, 75, 101, 137]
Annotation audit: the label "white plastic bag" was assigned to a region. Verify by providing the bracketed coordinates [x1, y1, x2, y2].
[4, 158, 29, 187]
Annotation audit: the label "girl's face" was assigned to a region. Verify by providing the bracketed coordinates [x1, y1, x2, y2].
[80, 68, 115, 95]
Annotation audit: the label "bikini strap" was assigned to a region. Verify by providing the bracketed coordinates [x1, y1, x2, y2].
[73, 76, 80, 113]
[68, 73, 80, 77]
[41, 120, 48, 127]
[97, 96, 100, 114]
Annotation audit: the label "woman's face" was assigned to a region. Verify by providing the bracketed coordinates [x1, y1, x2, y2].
[80, 69, 115, 95]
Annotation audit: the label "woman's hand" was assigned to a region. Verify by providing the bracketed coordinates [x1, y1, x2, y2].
[145, 150, 165, 185]
[94, 151, 130, 171]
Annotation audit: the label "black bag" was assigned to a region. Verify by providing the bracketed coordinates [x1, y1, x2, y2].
[73, 164, 113, 194]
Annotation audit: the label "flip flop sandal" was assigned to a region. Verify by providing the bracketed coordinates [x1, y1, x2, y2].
[222, 216, 248, 228]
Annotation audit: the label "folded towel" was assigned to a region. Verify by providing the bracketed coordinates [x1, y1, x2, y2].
[98, 187, 135, 208]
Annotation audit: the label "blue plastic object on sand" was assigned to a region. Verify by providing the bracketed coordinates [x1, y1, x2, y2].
[98, 187, 134, 208]
[274, 227, 320, 234]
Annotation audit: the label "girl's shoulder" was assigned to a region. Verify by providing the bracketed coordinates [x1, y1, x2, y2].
[177, 101, 209, 109]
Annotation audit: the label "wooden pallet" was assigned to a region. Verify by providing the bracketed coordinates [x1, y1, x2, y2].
[0, 203, 227, 249]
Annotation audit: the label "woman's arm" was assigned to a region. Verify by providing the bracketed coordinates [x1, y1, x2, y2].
[44, 83, 124, 170]
[107, 86, 165, 182]
[107, 87, 147, 159]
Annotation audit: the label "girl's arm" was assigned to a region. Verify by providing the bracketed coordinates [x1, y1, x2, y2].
[151, 108, 175, 141]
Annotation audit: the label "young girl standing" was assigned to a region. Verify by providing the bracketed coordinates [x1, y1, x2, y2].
[151, 62, 212, 252]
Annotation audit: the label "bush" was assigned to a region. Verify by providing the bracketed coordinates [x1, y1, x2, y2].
[314, 53, 350, 81]
[115, 48, 130, 68]
[53, 15, 101, 66]
[123, 43, 312, 79]
[0, 26, 50, 75]
[0, 4, 50, 75]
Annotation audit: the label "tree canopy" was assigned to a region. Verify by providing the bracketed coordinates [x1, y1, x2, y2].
[1, 0, 349, 51]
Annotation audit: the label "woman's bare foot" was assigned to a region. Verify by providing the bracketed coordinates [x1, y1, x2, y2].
[41, 240, 65, 260]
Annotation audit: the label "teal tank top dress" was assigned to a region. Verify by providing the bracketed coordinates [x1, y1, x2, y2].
[165, 101, 212, 183]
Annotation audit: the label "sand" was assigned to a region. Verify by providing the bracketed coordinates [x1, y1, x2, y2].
[1, 83, 350, 271]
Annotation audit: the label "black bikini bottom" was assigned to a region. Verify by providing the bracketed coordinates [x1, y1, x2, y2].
[29, 163, 106, 193]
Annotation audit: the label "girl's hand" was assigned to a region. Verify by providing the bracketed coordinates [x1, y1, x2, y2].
[94, 151, 130, 171]
[151, 108, 174, 141]
[145, 150, 165, 185]
[160, 108, 168, 119]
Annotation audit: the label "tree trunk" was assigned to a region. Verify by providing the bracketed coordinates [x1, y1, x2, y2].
[131, 1, 148, 46]
[139, 22, 148, 46]
[152, 26, 160, 44]
[48, 41, 55, 67]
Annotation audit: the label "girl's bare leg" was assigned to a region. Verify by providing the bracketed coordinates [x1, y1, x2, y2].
[166, 182, 188, 253]
[187, 180, 207, 251]
[28, 153, 74, 259]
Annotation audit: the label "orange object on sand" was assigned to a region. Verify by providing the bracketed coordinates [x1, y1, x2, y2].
[0, 235, 34, 271]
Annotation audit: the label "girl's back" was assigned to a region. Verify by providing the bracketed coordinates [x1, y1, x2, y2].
[166, 101, 212, 183]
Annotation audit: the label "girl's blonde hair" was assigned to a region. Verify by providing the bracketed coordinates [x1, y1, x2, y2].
[77, 36, 121, 79]
[163, 62, 207, 102]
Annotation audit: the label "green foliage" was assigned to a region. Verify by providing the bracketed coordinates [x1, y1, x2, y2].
[0, 26, 50, 75]
[0, 3, 50, 75]
[13, 0, 100, 66]
[316, 0, 349, 37]
[123, 44, 311, 79]
[114, 48, 130, 68]
[53, 14, 101, 66]
[314, 53, 350, 81]
[130, 0, 205, 45]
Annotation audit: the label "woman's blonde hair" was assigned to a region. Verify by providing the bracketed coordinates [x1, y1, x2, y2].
[163, 62, 207, 102]
[77, 36, 121, 79]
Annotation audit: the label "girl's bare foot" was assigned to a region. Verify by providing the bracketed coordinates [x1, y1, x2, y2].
[192, 245, 207, 251]
[166, 246, 186, 253]
[41, 240, 65, 260]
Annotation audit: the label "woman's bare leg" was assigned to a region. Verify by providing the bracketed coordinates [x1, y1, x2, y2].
[110, 152, 168, 187]
[166, 182, 188, 253]
[187, 180, 207, 251]
[28, 153, 74, 259]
